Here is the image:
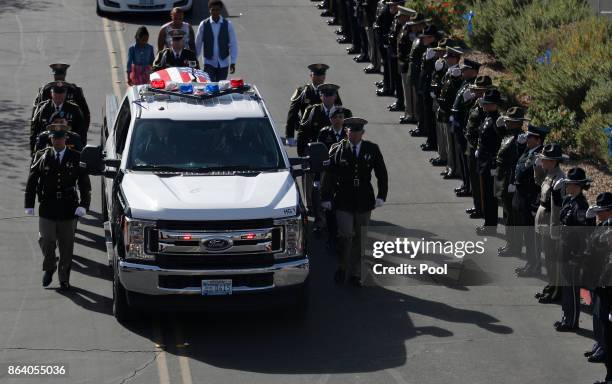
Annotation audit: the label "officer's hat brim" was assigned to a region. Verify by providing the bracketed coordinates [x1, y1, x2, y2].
[586, 205, 612, 218]
[562, 177, 592, 185]
[308, 63, 330, 76]
[49, 63, 70, 75]
[343, 117, 368, 131]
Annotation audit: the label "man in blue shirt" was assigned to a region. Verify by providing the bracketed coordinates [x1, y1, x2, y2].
[195, 0, 238, 82]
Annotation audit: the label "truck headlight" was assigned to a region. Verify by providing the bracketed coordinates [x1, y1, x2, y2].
[273, 215, 305, 259]
[122, 217, 156, 261]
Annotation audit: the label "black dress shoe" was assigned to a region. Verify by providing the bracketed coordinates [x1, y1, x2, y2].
[589, 350, 606, 363]
[58, 281, 71, 291]
[348, 276, 362, 287]
[320, 10, 333, 16]
[421, 143, 436, 151]
[469, 211, 483, 219]
[316, 3, 326, 9]
[409, 128, 424, 136]
[376, 88, 393, 96]
[430, 158, 446, 166]
[466, 207, 477, 214]
[334, 269, 346, 284]
[554, 322, 577, 332]
[364, 66, 379, 74]
[353, 55, 369, 63]
[328, 19, 340, 26]
[442, 172, 455, 179]
[334, 28, 343, 34]
[375, 80, 384, 87]
[346, 46, 360, 54]
[476, 226, 496, 236]
[456, 189, 471, 197]
[337, 37, 351, 44]
[497, 247, 516, 257]
[454, 186, 465, 193]
[42, 271, 54, 287]
[388, 103, 404, 111]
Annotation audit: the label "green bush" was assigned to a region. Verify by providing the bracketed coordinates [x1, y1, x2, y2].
[575, 112, 612, 166]
[582, 79, 612, 115]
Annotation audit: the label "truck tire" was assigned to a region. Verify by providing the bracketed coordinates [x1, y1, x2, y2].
[113, 263, 135, 323]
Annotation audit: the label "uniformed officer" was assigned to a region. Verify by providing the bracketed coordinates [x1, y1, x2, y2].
[34, 113, 83, 153]
[363, 0, 382, 73]
[464, 75, 494, 218]
[397, 12, 426, 124]
[24, 129, 91, 291]
[554, 167, 595, 332]
[451, 58, 481, 196]
[285, 64, 343, 146]
[495, 107, 529, 256]
[152, 29, 199, 71]
[410, 25, 441, 132]
[428, 38, 451, 165]
[321, 117, 388, 286]
[32, 63, 90, 132]
[514, 124, 548, 277]
[437, 46, 464, 179]
[373, 1, 399, 93]
[534, 143, 567, 303]
[386, 7, 408, 112]
[31, 82, 86, 154]
[474, 89, 502, 235]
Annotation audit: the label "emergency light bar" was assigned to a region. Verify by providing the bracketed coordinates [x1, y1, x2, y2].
[145, 79, 254, 101]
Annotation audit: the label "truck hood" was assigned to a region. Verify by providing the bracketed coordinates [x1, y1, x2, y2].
[120, 171, 300, 221]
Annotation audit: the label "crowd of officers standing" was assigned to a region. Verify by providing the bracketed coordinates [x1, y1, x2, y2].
[291, 1, 612, 382]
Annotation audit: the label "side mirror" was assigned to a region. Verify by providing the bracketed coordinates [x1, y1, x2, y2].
[80, 145, 104, 175]
[305, 142, 328, 173]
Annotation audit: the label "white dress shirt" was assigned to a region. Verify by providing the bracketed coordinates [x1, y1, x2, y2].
[53, 147, 66, 163]
[195, 16, 238, 68]
[350, 141, 362, 158]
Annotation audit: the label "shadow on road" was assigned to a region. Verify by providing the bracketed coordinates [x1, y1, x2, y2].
[56, 286, 113, 316]
[72, 254, 112, 281]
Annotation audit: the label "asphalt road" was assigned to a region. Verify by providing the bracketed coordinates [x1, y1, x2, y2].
[0, 1, 607, 383]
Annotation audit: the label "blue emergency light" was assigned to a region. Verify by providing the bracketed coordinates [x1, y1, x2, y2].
[179, 83, 194, 94]
[206, 84, 220, 93]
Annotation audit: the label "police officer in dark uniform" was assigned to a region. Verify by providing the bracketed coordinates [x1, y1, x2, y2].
[464, 76, 493, 218]
[321, 117, 388, 286]
[31, 82, 86, 154]
[408, 25, 440, 131]
[373, 1, 399, 92]
[386, 8, 407, 111]
[495, 107, 529, 256]
[24, 129, 91, 291]
[397, 12, 425, 125]
[450, 58, 480, 195]
[362, 0, 382, 73]
[152, 29, 199, 71]
[285, 64, 343, 146]
[514, 124, 548, 277]
[474, 89, 502, 235]
[554, 167, 595, 332]
[34, 112, 83, 153]
[428, 38, 451, 165]
[33, 63, 90, 131]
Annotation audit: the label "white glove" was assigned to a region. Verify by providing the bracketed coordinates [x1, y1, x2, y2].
[425, 48, 435, 60]
[535, 158, 543, 167]
[517, 133, 528, 144]
[434, 59, 444, 71]
[375, 198, 384, 208]
[507, 184, 516, 193]
[286, 137, 297, 147]
[429, 91, 436, 99]
[450, 67, 462, 78]
[490, 169, 497, 176]
[75, 207, 87, 217]
[462, 90, 474, 102]
[608, 311, 612, 323]
[553, 179, 564, 191]
[25, 208, 34, 216]
[496, 116, 506, 128]
[449, 116, 455, 123]
[475, 150, 480, 159]
[321, 201, 332, 211]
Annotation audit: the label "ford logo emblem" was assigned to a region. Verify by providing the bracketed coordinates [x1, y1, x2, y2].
[201, 238, 233, 252]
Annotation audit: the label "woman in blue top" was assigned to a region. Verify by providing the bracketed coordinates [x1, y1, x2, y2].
[127, 26, 155, 86]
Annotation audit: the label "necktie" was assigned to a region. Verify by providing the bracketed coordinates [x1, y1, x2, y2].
[352, 145, 357, 159]
[56, 153, 61, 165]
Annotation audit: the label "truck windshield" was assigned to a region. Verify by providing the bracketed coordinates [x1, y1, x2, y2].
[127, 118, 286, 172]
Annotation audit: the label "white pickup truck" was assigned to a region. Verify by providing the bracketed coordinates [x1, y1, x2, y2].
[80, 77, 327, 322]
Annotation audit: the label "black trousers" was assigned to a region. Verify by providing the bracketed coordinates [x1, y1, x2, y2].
[380, 43, 392, 91]
[512, 192, 537, 265]
[502, 192, 520, 251]
[204, 64, 229, 82]
[423, 94, 436, 147]
[389, 57, 403, 106]
[455, 129, 469, 188]
[479, 171, 497, 226]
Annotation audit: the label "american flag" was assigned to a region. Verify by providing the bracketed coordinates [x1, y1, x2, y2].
[149, 67, 210, 84]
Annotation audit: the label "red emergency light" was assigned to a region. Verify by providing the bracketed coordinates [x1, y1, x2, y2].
[182, 234, 192, 241]
[151, 79, 166, 89]
[230, 78, 244, 88]
[242, 233, 257, 240]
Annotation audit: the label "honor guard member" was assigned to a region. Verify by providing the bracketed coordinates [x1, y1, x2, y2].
[474, 89, 502, 235]
[464, 75, 494, 219]
[386, 7, 408, 112]
[534, 143, 567, 303]
[152, 29, 199, 71]
[397, 12, 426, 125]
[321, 117, 388, 286]
[495, 107, 529, 256]
[410, 25, 441, 132]
[31, 82, 86, 155]
[34, 112, 83, 153]
[24, 128, 91, 291]
[32, 63, 90, 131]
[584, 192, 612, 375]
[436, 45, 464, 179]
[428, 38, 451, 165]
[514, 124, 548, 277]
[285, 64, 343, 146]
[554, 167, 595, 332]
[373, 1, 400, 94]
[450, 58, 481, 196]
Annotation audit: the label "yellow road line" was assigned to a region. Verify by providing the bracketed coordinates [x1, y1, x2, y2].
[153, 319, 171, 384]
[102, 17, 121, 100]
[173, 318, 194, 384]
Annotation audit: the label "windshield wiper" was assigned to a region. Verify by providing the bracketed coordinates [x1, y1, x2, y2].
[195, 166, 277, 172]
[131, 165, 187, 173]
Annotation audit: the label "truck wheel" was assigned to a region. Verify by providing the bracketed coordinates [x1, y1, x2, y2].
[113, 265, 134, 323]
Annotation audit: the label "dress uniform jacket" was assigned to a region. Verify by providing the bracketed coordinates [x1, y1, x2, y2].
[317, 126, 347, 150]
[465, 103, 485, 151]
[25, 147, 91, 221]
[373, 2, 392, 46]
[495, 130, 523, 198]
[30, 100, 86, 154]
[388, 17, 403, 59]
[152, 48, 199, 71]
[397, 25, 414, 74]
[33, 82, 90, 128]
[35, 130, 83, 153]
[475, 111, 501, 175]
[297, 104, 351, 157]
[408, 39, 427, 84]
[285, 84, 343, 139]
[322, 139, 388, 213]
[560, 194, 595, 262]
[584, 219, 612, 287]
[430, 60, 447, 98]
[436, 70, 463, 122]
[535, 167, 565, 239]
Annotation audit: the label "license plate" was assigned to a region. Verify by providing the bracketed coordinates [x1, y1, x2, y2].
[139, 0, 153, 5]
[201, 279, 232, 296]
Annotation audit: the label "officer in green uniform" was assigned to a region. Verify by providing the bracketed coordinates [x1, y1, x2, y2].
[397, 11, 426, 125]
[321, 117, 388, 286]
[495, 107, 529, 257]
[31, 82, 86, 154]
[428, 38, 451, 165]
[32, 63, 90, 132]
[34, 113, 83, 153]
[24, 129, 91, 291]
[285, 63, 343, 146]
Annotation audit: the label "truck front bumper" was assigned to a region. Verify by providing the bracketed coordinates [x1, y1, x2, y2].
[118, 257, 309, 295]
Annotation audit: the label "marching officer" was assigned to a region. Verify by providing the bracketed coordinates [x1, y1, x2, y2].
[31, 82, 86, 154]
[24, 127, 91, 291]
[474, 89, 502, 236]
[514, 124, 548, 277]
[152, 29, 199, 71]
[464, 75, 494, 219]
[32, 63, 90, 132]
[554, 167, 595, 332]
[321, 117, 388, 286]
[534, 143, 567, 303]
[285, 64, 343, 146]
[34, 112, 83, 153]
[495, 107, 529, 257]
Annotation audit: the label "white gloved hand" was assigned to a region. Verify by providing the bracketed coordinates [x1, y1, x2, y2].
[462, 90, 474, 102]
[375, 198, 385, 208]
[496, 116, 506, 128]
[429, 91, 436, 99]
[434, 59, 444, 71]
[425, 48, 435, 60]
[475, 150, 480, 159]
[508, 184, 516, 193]
[449, 116, 455, 123]
[286, 137, 297, 147]
[450, 67, 462, 78]
[321, 201, 332, 211]
[608, 311, 612, 323]
[24, 208, 34, 216]
[535, 157, 543, 167]
[517, 133, 528, 144]
[553, 179, 564, 191]
[490, 169, 497, 176]
[75, 207, 87, 217]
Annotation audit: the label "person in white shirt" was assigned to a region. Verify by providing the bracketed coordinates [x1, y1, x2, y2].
[195, 0, 238, 81]
[157, 7, 196, 52]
